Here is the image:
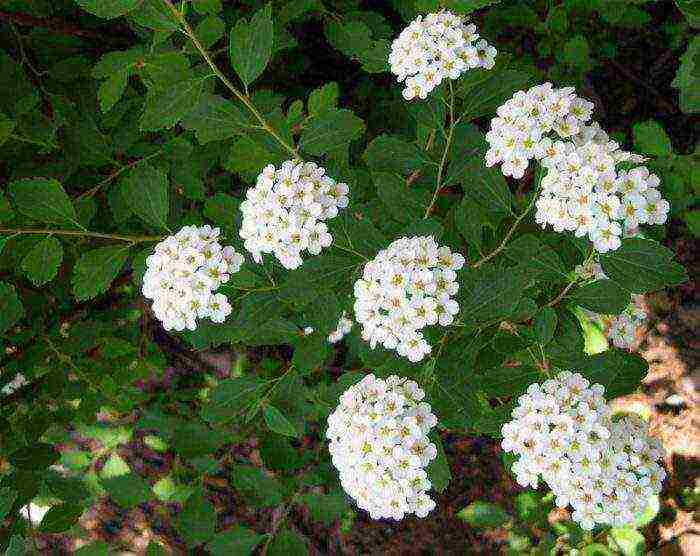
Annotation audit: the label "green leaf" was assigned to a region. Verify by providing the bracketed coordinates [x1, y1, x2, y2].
[364, 135, 430, 175]
[633, 121, 672, 157]
[263, 405, 299, 438]
[457, 68, 533, 119]
[581, 544, 616, 556]
[0, 112, 16, 147]
[122, 163, 169, 230]
[297, 491, 349, 525]
[506, 235, 569, 282]
[145, 542, 168, 556]
[130, 0, 180, 32]
[0, 487, 17, 521]
[672, 36, 700, 113]
[444, 125, 486, 186]
[0, 282, 24, 335]
[38, 504, 84, 533]
[375, 172, 427, 222]
[21, 236, 63, 286]
[202, 376, 265, 425]
[5, 535, 26, 556]
[300, 109, 364, 156]
[574, 350, 648, 398]
[9, 178, 79, 226]
[208, 526, 266, 556]
[141, 78, 204, 131]
[458, 501, 511, 528]
[533, 307, 557, 344]
[75, 0, 141, 19]
[268, 528, 308, 556]
[460, 268, 528, 326]
[570, 280, 630, 314]
[230, 465, 283, 508]
[98, 70, 128, 113]
[600, 238, 687, 293]
[427, 435, 451, 493]
[182, 94, 249, 144]
[229, 4, 274, 87]
[101, 474, 151, 508]
[203, 193, 240, 228]
[608, 527, 646, 556]
[171, 422, 225, 458]
[514, 492, 551, 525]
[308, 82, 339, 115]
[462, 161, 513, 216]
[74, 541, 110, 556]
[71, 246, 131, 301]
[9, 443, 59, 470]
[561, 35, 591, 71]
[325, 20, 390, 73]
[177, 491, 216, 547]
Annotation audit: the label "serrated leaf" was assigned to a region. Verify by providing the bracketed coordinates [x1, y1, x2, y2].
[203, 193, 240, 228]
[130, 0, 180, 32]
[0, 281, 24, 335]
[21, 236, 63, 286]
[506, 235, 568, 282]
[208, 526, 265, 556]
[457, 68, 533, 119]
[364, 135, 430, 175]
[202, 376, 265, 425]
[230, 465, 283, 508]
[101, 474, 151, 508]
[72, 246, 130, 301]
[460, 268, 528, 326]
[427, 435, 451, 493]
[444, 125, 486, 186]
[570, 280, 630, 314]
[177, 491, 216, 547]
[122, 163, 169, 230]
[375, 172, 428, 222]
[633, 121, 672, 157]
[9, 178, 79, 226]
[574, 350, 648, 398]
[268, 528, 308, 556]
[300, 109, 364, 156]
[458, 501, 511, 528]
[297, 492, 348, 525]
[141, 78, 204, 131]
[600, 238, 687, 293]
[229, 4, 274, 87]
[182, 94, 249, 143]
[98, 70, 128, 113]
[75, 0, 141, 19]
[325, 20, 389, 73]
[264, 405, 299, 438]
[38, 504, 84, 533]
[533, 307, 557, 344]
[672, 35, 700, 113]
[308, 82, 339, 115]
[462, 161, 513, 216]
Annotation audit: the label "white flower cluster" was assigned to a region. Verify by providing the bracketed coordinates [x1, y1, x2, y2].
[353, 236, 464, 362]
[485, 83, 594, 178]
[1, 373, 27, 396]
[142, 225, 244, 331]
[239, 160, 349, 270]
[501, 371, 665, 530]
[389, 10, 497, 101]
[486, 83, 669, 253]
[327, 374, 438, 520]
[574, 260, 647, 350]
[328, 312, 353, 344]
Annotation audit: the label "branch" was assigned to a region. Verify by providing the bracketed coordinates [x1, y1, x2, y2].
[0, 228, 163, 243]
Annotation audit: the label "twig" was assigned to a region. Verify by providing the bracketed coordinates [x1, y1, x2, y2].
[424, 81, 455, 218]
[0, 228, 163, 244]
[546, 281, 576, 308]
[161, 0, 299, 158]
[75, 150, 163, 200]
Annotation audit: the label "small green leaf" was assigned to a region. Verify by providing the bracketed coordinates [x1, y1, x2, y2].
[101, 474, 151, 508]
[268, 528, 308, 556]
[140, 78, 204, 131]
[570, 280, 630, 314]
[672, 36, 700, 114]
[75, 0, 141, 19]
[21, 236, 63, 286]
[574, 350, 648, 398]
[308, 82, 339, 115]
[208, 526, 266, 556]
[533, 307, 557, 344]
[122, 163, 169, 230]
[5, 535, 26, 556]
[0, 281, 24, 335]
[608, 527, 646, 556]
[427, 435, 451, 493]
[177, 491, 216, 547]
[264, 405, 299, 438]
[71, 246, 131, 301]
[182, 94, 249, 144]
[98, 70, 128, 113]
[229, 4, 274, 87]
[9, 443, 59, 470]
[633, 121, 672, 157]
[38, 504, 84, 533]
[297, 491, 349, 526]
[458, 501, 511, 528]
[0, 487, 17, 521]
[300, 109, 364, 156]
[230, 465, 283, 508]
[363, 135, 429, 175]
[9, 178, 79, 226]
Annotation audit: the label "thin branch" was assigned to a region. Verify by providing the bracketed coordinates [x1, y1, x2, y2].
[75, 150, 163, 200]
[546, 281, 576, 308]
[161, 0, 299, 158]
[0, 228, 163, 244]
[424, 81, 455, 218]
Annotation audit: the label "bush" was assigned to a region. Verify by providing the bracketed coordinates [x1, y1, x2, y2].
[0, 0, 694, 554]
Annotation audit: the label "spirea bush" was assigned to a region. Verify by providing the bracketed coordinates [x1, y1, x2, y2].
[0, 0, 694, 554]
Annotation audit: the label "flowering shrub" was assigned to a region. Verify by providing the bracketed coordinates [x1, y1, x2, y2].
[0, 0, 694, 554]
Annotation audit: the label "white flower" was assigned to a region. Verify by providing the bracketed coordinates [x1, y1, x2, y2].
[142, 225, 244, 331]
[501, 371, 665, 530]
[239, 160, 349, 269]
[1, 373, 28, 396]
[327, 374, 438, 520]
[389, 10, 496, 100]
[353, 236, 464, 362]
[328, 312, 353, 344]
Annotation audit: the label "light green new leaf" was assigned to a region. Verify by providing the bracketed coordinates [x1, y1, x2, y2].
[458, 501, 511, 528]
[229, 4, 274, 88]
[0, 281, 25, 335]
[208, 526, 265, 556]
[600, 238, 687, 293]
[71, 246, 131, 301]
[177, 491, 216, 547]
[300, 109, 364, 156]
[21, 236, 63, 286]
[609, 527, 646, 556]
[75, 0, 141, 19]
[183, 94, 249, 143]
[122, 163, 169, 230]
[264, 405, 299, 438]
[633, 121, 672, 157]
[140, 78, 204, 131]
[9, 178, 79, 226]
